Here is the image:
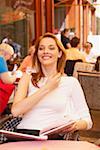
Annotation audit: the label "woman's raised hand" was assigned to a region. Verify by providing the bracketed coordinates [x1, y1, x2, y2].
[45, 73, 61, 92]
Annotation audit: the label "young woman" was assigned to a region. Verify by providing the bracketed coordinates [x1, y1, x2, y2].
[11, 33, 92, 139]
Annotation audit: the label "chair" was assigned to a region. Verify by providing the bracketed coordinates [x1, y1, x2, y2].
[73, 62, 95, 78]
[78, 71, 100, 145]
[78, 71, 100, 118]
[64, 59, 82, 76]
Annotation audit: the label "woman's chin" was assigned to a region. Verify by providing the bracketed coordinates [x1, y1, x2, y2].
[42, 62, 54, 66]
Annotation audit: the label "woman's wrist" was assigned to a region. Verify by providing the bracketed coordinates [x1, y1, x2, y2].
[75, 120, 88, 130]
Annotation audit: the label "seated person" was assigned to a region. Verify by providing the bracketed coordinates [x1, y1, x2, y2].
[64, 37, 86, 76]
[94, 55, 100, 71]
[65, 37, 86, 62]
[0, 56, 15, 114]
[83, 42, 96, 63]
[0, 43, 17, 84]
[11, 33, 92, 140]
[61, 28, 71, 49]
[18, 45, 35, 73]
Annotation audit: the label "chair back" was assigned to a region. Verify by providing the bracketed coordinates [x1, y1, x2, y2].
[64, 59, 82, 76]
[73, 62, 95, 78]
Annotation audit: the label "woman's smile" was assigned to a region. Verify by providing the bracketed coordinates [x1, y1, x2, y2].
[42, 54, 52, 60]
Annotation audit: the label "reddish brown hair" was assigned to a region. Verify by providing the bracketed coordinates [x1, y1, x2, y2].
[31, 32, 66, 87]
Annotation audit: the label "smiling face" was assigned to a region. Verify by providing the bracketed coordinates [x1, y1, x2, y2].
[37, 37, 62, 67]
[31, 33, 66, 84]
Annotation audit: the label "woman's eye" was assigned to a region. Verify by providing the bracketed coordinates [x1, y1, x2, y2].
[38, 46, 56, 51]
[38, 47, 44, 51]
[49, 47, 55, 50]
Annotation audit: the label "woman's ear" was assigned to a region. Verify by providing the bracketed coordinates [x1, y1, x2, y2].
[58, 51, 62, 58]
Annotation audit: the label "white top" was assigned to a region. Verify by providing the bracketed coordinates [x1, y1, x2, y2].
[17, 76, 92, 130]
[82, 51, 97, 63]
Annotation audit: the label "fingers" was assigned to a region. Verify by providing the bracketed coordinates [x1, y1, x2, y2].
[60, 123, 77, 134]
[46, 73, 61, 84]
[44, 73, 61, 93]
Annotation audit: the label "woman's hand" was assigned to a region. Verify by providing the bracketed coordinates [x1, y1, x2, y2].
[60, 120, 88, 134]
[44, 73, 61, 92]
[11, 73, 61, 116]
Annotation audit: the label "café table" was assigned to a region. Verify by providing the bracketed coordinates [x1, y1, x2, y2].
[0, 140, 99, 150]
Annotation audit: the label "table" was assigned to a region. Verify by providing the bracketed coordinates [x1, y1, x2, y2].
[0, 140, 99, 150]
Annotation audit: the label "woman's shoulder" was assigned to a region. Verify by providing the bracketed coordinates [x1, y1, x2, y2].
[61, 74, 78, 83]
[60, 76, 80, 89]
[23, 55, 31, 61]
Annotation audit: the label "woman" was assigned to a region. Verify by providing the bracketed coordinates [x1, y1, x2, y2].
[18, 45, 35, 73]
[11, 33, 92, 139]
[0, 43, 16, 84]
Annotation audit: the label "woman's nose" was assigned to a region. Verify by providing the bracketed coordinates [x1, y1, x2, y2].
[43, 48, 49, 53]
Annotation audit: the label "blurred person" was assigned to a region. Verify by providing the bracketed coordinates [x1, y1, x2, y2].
[0, 43, 17, 84]
[66, 37, 86, 62]
[83, 42, 96, 63]
[69, 32, 75, 40]
[11, 33, 92, 140]
[8, 38, 21, 60]
[0, 56, 10, 83]
[95, 55, 100, 71]
[64, 37, 86, 76]
[54, 29, 61, 41]
[0, 56, 15, 114]
[61, 28, 71, 49]
[18, 45, 35, 73]
[0, 44, 17, 114]
[2, 37, 21, 60]
[0, 43, 14, 61]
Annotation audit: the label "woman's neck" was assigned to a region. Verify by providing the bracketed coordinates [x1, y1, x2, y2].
[41, 65, 58, 77]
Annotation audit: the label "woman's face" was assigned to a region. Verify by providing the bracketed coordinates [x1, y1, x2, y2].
[37, 37, 61, 67]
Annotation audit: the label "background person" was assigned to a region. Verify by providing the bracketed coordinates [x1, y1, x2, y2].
[11, 33, 92, 140]
[0, 43, 17, 84]
[61, 28, 71, 49]
[95, 55, 100, 71]
[0, 55, 15, 114]
[18, 45, 35, 73]
[83, 42, 96, 63]
[64, 37, 86, 76]
[66, 36, 86, 62]
[2, 37, 21, 60]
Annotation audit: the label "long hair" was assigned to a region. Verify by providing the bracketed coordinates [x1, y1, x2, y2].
[31, 32, 66, 87]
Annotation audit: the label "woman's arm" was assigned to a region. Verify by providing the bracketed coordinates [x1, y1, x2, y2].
[11, 73, 61, 117]
[69, 78, 92, 131]
[60, 78, 92, 134]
